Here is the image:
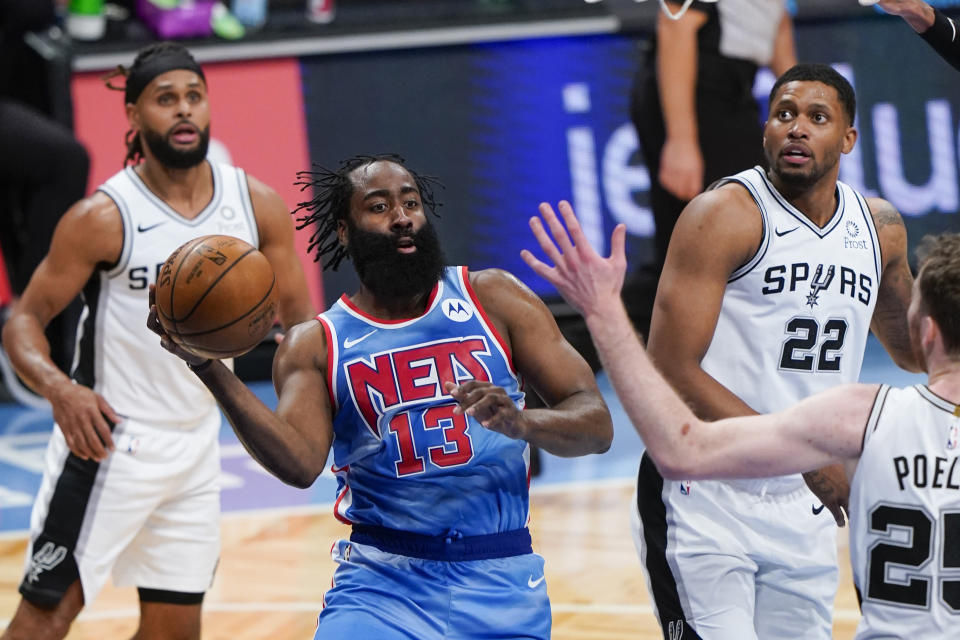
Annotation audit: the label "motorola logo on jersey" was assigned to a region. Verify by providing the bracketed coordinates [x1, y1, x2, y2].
[443, 299, 474, 322]
[344, 336, 494, 435]
[761, 262, 873, 307]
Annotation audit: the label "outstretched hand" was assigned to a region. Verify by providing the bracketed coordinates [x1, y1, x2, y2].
[520, 200, 628, 320]
[147, 285, 210, 367]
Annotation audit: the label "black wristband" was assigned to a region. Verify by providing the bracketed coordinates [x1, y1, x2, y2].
[188, 359, 213, 373]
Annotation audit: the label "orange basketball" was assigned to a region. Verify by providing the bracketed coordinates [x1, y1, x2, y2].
[155, 235, 278, 359]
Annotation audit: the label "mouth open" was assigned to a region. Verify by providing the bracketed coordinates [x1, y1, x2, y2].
[170, 122, 199, 145]
[781, 144, 811, 165]
[396, 236, 417, 254]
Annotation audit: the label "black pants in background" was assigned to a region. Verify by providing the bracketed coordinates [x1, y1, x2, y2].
[0, 99, 89, 373]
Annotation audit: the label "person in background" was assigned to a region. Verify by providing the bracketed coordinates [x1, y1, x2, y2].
[0, 41, 315, 640]
[627, 0, 796, 331]
[524, 197, 960, 640]
[0, 0, 88, 387]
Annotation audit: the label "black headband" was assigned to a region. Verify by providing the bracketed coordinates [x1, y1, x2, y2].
[124, 50, 206, 104]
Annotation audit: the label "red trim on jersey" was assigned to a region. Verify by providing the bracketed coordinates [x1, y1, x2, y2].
[338, 280, 441, 324]
[461, 266, 515, 372]
[332, 464, 354, 525]
[316, 315, 337, 411]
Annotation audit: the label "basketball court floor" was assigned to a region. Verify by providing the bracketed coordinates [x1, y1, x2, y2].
[0, 336, 924, 638]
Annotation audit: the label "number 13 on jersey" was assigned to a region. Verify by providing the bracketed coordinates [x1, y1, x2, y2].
[387, 405, 475, 477]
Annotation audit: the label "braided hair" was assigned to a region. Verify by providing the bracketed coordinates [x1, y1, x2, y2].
[102, 42, 206, 167]
[292, 154, 443, 271]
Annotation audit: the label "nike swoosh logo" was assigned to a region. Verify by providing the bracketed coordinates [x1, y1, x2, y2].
[812, 503, 826, 515]
[775, 226, 800, 237]
[343, 330, 377, 348]
[528, 575, 545, 588]
[137, 221, 166, 233]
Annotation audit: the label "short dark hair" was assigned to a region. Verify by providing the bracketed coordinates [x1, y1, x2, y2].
[916, 233, 960, 355]
[769, 63, 856, 126]
[292, 154, 443, 270]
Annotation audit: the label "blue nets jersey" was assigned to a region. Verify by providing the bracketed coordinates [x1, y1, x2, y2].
[317, 266, 530, 536]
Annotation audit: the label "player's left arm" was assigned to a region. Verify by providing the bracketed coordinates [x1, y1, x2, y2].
[248, 174, 317, 329]
[446, 269, 613, 457]
[868, 197, 921, 372]
[667, 384, 878, 480]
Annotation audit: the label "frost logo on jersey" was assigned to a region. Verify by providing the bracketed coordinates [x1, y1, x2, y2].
[844, 220, 868, 250]
[218, 206, 247, 235]
[26, 541, 67, 583]
[805, 264, 835, 309]
[668, 620, 684, 640]
[344, 336, 493, 435]
[443, 299, 474, 322]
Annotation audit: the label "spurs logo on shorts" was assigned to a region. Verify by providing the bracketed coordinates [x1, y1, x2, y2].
[27, 541, 67, 583]
[668, 620, 684, 640]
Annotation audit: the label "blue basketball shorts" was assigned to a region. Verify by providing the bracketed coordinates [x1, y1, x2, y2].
[314, 539, 551, 639]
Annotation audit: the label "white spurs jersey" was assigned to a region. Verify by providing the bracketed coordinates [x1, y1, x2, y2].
[73, 161, 259, 426]
[701, 167, 882, 491]
[849, 385, 960, 639]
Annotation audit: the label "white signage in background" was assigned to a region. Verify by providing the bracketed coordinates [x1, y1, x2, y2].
[563, 82, 655, 254]
[874, 101, 958, 216]
[564, 82, 606, 253]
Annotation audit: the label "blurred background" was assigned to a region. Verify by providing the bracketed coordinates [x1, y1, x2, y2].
[17, 0, 952, 380]
[1, 2, 958, 636]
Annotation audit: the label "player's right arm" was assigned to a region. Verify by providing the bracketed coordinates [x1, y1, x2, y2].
[646, 184, 763, 420]
[656, 2, 708, 201]
[2, 194, 123, 461]
[151, 314, 333, 488]
[524, 199, 874, 482]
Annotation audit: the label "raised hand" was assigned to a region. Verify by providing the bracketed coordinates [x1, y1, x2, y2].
[870, 0, 936, 32]
[520, 200, 628, 321]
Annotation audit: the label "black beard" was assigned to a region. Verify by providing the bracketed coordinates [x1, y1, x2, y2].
[142, 124, 210, 169]
[773, 163, 824, 189]
[347, 221, 446, 302]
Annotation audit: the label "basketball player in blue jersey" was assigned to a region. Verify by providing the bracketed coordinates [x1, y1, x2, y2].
[526, 200, 960, 640]
[147, 154, 614, 639]
[1, 43, 316, 640]
[596, 64, 919, 639]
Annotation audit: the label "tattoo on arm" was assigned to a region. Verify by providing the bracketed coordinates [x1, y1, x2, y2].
[871, 200, 905, 233]
[869, 198, 918, 369]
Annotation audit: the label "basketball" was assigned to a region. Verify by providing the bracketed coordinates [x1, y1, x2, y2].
[155, 235, 278, 359]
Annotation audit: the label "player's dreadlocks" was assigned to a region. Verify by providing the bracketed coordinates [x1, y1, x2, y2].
[102, 42, 206, 167]
[293, 154, 443, 271]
